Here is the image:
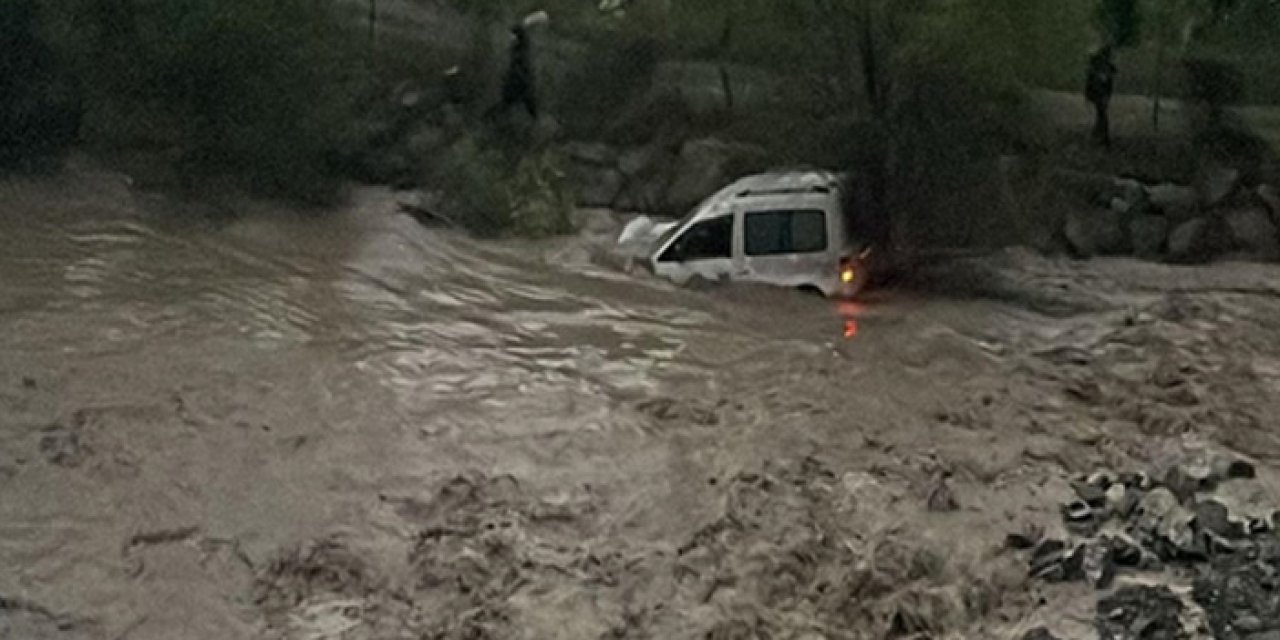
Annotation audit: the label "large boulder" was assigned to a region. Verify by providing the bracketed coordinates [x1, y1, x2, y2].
[1167, 218, 1216, 264]
[618, 144, 663, 177]
[1112, 177, 1148, 212]
[405, 124, 447, 158]
[1049, 170, 1116, 207]
[563, 141, 619, 167]
[569, 166, 625, 208]
[1129, 215, 1170, 259]
[665, 138, 768, 213]
[1064, 208, 1126, 257]
[1198, 165, 1241, 208]
[1258, 185, 1280, 219]
[1146, 184, 1200, 222]
[614, 174, 672, 213]
[1224, 208, 1280, 261]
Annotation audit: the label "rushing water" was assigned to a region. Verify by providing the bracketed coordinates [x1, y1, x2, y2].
[15, 164, 1277, 639]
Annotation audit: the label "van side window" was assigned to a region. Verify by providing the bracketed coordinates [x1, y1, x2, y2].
[744, 209, 827, 256]
[658, 216, 733, 262]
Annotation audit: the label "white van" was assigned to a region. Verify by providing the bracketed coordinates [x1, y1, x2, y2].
[623, 170, 871, 298]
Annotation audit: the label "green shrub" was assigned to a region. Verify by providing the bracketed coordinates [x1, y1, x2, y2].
[0, 0, 81, 169]
[554, 32, 663, 139]
[39, 0, 360, 202]
[505, 149, 574, 238]
[427, 134, 572, 238]
[432, 134, 512, 236]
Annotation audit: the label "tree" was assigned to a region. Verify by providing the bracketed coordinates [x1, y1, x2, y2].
[1143, 0, 1243, 129]
[1097, 0, 1142, 47]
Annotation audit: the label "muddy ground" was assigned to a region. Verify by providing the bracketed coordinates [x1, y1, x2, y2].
[2, 162, 1280, 639]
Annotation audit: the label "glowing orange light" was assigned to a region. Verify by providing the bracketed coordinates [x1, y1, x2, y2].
[843, 319, 859, 339]
[840, 266, 856, 284]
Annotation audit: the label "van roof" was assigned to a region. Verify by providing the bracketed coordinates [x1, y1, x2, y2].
[728, 170, 843, 198]
[678, 170, 845, 228]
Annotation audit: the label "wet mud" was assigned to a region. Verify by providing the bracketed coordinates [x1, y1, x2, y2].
[3, 163, 1280, 639]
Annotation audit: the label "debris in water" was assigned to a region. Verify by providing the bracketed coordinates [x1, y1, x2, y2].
[1095, 585, 1187, 640]
[926, 471, 959, 512]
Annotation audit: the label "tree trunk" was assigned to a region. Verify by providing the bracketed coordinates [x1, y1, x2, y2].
[1152, 43, 1164, 132]
[858, 0, 885, 119]
[718, 12, 735, 114]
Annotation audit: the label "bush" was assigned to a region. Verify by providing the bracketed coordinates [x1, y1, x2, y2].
[430, 135, 573, 238]
[38, 0, 361, 202]
[505, 149, 574, 237]
[554, 32, 663, 139]
[0, 0, 81, 169]
[1183, 57, 1245, 112]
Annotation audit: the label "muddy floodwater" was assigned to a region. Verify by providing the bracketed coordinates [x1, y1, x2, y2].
[4, 163, 1280, 639]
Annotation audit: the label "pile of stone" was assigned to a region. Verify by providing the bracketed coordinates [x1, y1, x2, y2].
[1063, 168, 1280, 264]
[1012, 454, 1280, 639]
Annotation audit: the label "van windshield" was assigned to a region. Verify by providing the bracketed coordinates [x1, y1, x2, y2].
[653, 196, 718, 251]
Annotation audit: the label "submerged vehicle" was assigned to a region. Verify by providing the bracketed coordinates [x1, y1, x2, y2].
[619, 170, 873, 298]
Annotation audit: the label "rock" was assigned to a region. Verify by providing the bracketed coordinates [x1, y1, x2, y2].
[1212, 457, 1256, 481]
[615, 173, 674, 213]
[1087, 471, 1116, 488]
[1199, 166, 1241, 208]
[1195, 500, 1244, 539]
[1113, 177, 1147, 209]
[570, 166, 625, 208]
[666, 138, 768, 213]
[1006, 524, 1045, 550]
[1063, 499, 1095, 522]
[926, 473, 959, 512]
[563, 141, 619, 167]
[571, 209, 622, 236]
[1233, 616, 1264, 633]
[1110, 197, 1135, 214]
[396, 190, 456, 227]
[1053, 170, 1117, 206]
[1073, 480, 1109, 507]
[1096, 585, 1187, 640]
[618, 145, 663, 177]
[1167, 218, 1216, 264]
[1259, 185, 1280, 218]
[1165, 463, 1217, 502]
[1132, 487, 1180, 536]
[1030, 539, 1070, 580]
[1105, 483, 1129, 513]
[1108, 535, 1145, 568]
[39, 426, 89, 468]
[1064, 208, 1126, 257]
[1120, 472, 1154, 490]
[1156, 504, 1201, 559]
[1081, 540, 1117, 589]
[1224, 208, 1280, 261]
[1147, 183, 1200, 220]
[1192, 540, 1280, 639]
[1022, 627, 1061, 640]
[1129, 215, 1170, 259]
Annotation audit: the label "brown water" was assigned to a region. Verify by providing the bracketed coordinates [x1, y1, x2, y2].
[3, 163, 1280, 639]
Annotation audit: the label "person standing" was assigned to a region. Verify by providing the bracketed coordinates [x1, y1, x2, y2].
[1086, 45, 1117, 147]
[488, 12, 549, 122]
